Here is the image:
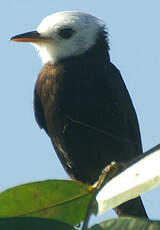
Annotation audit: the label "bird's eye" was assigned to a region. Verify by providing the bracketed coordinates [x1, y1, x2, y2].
[58, 28, 75, 39]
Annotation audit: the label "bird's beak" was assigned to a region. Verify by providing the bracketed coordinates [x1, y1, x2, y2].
[10, 31, 48, 43]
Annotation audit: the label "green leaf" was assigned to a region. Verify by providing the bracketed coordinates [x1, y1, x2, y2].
[90, 217, 160, 230]
[0, 180, 92, 226]
[0, 217, 74, 230]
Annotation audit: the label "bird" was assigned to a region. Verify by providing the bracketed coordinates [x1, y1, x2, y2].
[11, 11, 148, 218]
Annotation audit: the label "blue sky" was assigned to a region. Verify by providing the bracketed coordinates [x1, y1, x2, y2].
[1, 0, 160, 221]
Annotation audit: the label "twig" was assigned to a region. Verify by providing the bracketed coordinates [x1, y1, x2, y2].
[82, 162, 125, 230]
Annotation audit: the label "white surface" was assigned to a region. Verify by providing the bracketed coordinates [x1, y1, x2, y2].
[96, 147, 160, 215]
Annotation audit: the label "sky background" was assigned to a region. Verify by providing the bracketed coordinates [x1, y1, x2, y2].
[1, 0, 160, 223]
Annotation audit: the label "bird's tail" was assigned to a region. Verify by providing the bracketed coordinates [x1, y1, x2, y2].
[114, 196, 148, 218]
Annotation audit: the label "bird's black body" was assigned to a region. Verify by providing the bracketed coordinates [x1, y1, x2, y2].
[34, 31, 147, 217]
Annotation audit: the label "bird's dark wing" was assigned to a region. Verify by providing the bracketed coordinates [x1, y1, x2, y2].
[106, 63, 143, 155]
[103, 64, 147, 218]
[105, 64, 147, 217]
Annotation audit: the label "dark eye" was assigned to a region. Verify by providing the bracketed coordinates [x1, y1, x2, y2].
[58, 28, 75, 39]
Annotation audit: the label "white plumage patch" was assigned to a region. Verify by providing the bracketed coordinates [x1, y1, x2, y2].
[33, 11, 105, 64]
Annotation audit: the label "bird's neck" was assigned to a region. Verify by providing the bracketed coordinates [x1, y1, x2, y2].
[81, 30, 110, 64]
[54, 31, 110, 67]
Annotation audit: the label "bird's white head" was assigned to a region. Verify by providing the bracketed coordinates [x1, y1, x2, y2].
[11, 11, 105, 64]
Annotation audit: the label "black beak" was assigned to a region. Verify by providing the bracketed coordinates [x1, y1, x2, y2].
[10, 31, 43, 43]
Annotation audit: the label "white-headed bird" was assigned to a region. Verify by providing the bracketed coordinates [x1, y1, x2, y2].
[11, 11, 148, 218]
